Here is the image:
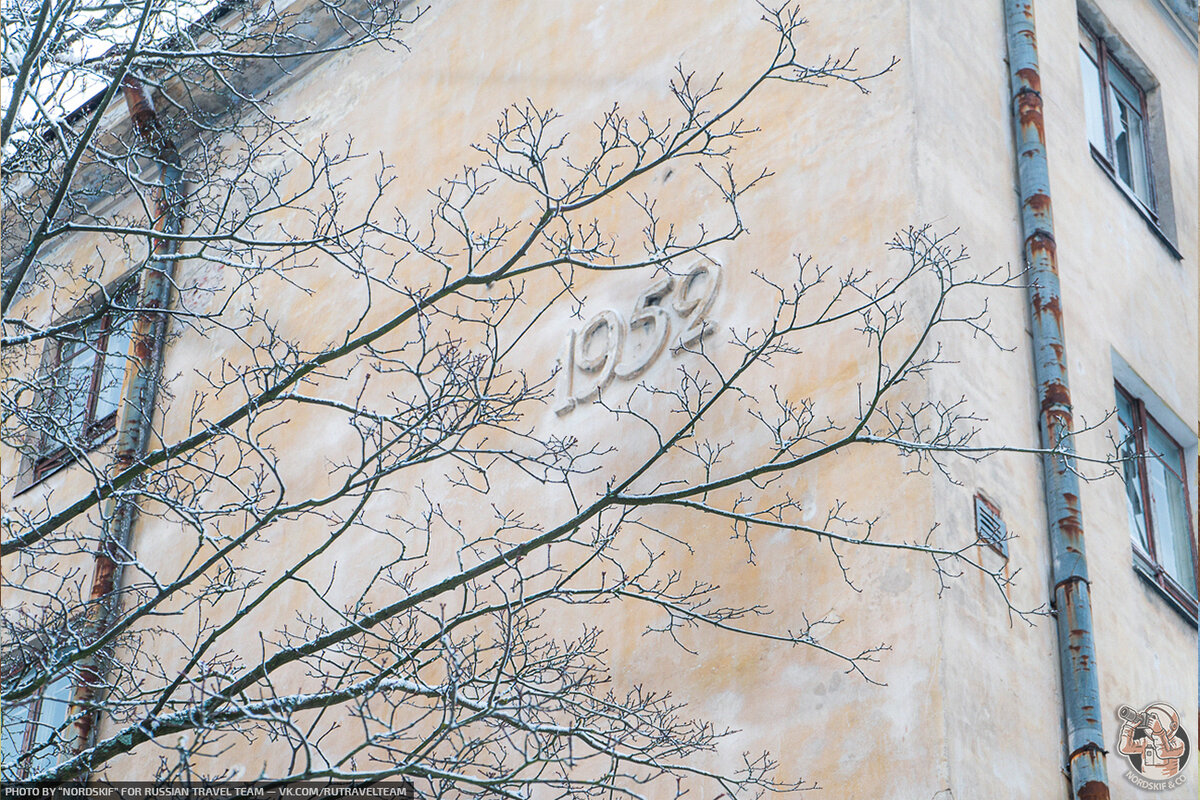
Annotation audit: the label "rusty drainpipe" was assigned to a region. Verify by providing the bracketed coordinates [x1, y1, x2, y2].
[1003, 2, 1109, 799]
[66, 74, 184, 763]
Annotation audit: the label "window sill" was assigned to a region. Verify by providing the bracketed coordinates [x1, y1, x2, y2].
[12, 427, 119, 498]
[1089, 147, 1182, 260]
[1133, 558, 1198, 627]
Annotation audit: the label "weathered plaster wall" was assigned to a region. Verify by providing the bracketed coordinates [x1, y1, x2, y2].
[911, 0, 1198, 798]
[1045, 1, 1199, 798]
[3, 0, 1194, 796]
[101, 0, 959, 791]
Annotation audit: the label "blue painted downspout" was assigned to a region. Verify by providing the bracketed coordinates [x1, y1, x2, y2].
[66, 74, 185, 762]
[1002, 2, 1110, 799]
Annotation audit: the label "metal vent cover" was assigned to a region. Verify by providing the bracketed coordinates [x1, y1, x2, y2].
[974, 495, 1008, 558]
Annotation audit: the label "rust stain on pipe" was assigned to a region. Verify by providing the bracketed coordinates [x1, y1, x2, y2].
[68, 74, 184, 763]
[1039, 381, 1072, 412]
[1005, 0, 1109, 795]
[1026, 191, 1052, 215]
[1017, 92, 1045, 140]
[1016, 67, 1041, 93]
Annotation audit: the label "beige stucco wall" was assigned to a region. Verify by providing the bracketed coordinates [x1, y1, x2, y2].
[911, 0, 1198, 798]
[3, 0, 1195, 796]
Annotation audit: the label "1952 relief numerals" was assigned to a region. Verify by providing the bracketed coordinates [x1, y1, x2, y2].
[554, 262, 722, 415]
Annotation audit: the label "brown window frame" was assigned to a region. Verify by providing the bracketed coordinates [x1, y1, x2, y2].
[1079, 20, 1157, 218]
[32, 288, 134, 482]
[1, 695, 40, 781]
[0, 674, 73, 781]
[1116, 383, 1198, 620]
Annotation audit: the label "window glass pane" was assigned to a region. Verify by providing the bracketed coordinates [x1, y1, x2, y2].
[1158, 472, 1197, 597]
[95, 316, 131, 422]
[1110, 89, 1134, 187]
[1078, 49, 1107, 152]
[1124, 109, 1151, 206]
[1108, 82, 1151, 206]
[1147, 425, 1197, 597]
[1108, 61, 1143, 109]
[1, 700, 32, 779]
[25, 675, 73, 776]
[1116, 392, 1151, 554]
[51, 344, 96, 444]
[1079, 24, 1099, 60]
[1147, 421, 1186, 482]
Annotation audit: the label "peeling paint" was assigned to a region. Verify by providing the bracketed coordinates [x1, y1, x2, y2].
[1004, 0, 1109, 796]
[67, 74, 186, 760]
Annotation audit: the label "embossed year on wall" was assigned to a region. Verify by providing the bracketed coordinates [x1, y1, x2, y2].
[554, 262, 722, 415]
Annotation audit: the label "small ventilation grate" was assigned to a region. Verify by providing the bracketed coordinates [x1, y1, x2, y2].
[974, 495, 1008, 558]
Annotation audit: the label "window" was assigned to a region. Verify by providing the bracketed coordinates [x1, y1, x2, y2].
[1116, 384, 1198, 617]
[1079, 21, 1155, 212]
[0, 673, 73, 780]
[33, 290, 133, 480]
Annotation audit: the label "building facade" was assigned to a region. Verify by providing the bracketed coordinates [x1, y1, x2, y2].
[2, 0, 1196, 797]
